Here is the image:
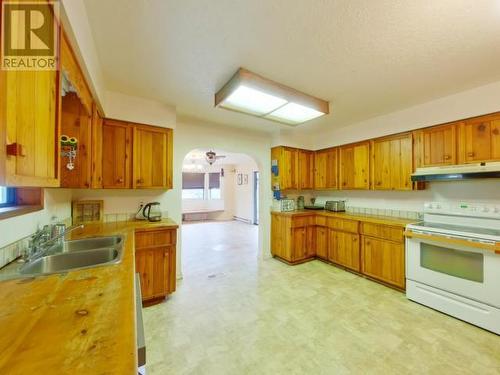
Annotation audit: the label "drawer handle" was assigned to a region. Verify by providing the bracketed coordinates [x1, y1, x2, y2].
[117, 178, 124, 183]
[6, 143, 25, 157]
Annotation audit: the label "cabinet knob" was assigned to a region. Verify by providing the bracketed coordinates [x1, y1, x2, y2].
[443, 154, 451, 160]
[6, 143, 25, 157]
[467, 152, 475, 157]
[136, 178, 144, 184]
[117, 178, 124, 183]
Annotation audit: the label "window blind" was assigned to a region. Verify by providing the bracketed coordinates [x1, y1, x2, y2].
[182, 173, 205, 189]
[209, 173, 220, 189]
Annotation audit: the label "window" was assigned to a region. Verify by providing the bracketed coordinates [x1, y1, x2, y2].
[182, 173, 205, 199]
[208, 172, 221, 200]
[0, 187, 16, 208]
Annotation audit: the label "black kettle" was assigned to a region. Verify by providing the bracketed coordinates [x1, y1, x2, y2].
[142, 202, 162, 222]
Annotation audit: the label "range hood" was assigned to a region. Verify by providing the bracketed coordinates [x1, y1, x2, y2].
[411, 162, 500, 182]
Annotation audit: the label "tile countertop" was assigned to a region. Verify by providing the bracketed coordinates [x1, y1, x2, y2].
[0, 219, 178, 375]
[270, 210, 418, 228]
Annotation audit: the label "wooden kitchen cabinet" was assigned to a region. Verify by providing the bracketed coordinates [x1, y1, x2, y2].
[60, 93, 92, 188]
[102, 119, 132, 188]
[458, 114, 500, 163]
[315, 226, 329, 260]
[271, 213, 316, 264]
[417, 123, 457, 167]
[133, 125, 173, 189]
[0, 69, 60, 187]
[328, 230, 360, 272]
[297, 149, 314, 190]
[271, 146, 298, 190]
[361, 236, 405, 289]
[314, 147, 338, 190]
[135, 228, 177, 304]
[339, 141, 370, 190]
[371, 132, 413, 190]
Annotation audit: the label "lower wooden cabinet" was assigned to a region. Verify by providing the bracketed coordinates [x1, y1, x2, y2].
[315, 226, 329, 259]
[271, 214, 316, 263]
[135, 227, 177, 305]
[328, 230, 360, 272]
[361, 236, 405, 289]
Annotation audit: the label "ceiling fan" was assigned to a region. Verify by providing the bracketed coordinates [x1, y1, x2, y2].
[205, 150, 226, 165]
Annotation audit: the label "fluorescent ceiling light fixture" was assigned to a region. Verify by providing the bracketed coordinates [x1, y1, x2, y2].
[265, 102, 324, 124]
[222, 85, 287, 115]
[215, 68, 329, 126]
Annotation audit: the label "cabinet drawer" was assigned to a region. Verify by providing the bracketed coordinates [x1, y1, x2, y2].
[291, 216, 314, 228]
[360, 222, 403, 243]
[135, 228, 177, 248]
[315, 215, 327, 226]
[327, 218, 358, 233]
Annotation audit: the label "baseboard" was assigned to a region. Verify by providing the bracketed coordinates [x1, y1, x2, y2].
[233, 216, 253, 224]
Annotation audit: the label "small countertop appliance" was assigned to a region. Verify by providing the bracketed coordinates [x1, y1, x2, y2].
[136, 202, 162, 222]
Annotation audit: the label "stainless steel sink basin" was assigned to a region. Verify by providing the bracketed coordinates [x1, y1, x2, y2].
[19, 247, 122, 275]
[49, 235, 123, 253]
[17, 235, 125, 277]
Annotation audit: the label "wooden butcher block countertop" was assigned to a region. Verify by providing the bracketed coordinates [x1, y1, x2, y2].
[271, 210, 417, 228]
[0, 219, 178, 375]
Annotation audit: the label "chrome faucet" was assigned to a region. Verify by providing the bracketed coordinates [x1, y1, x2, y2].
[25, 224, 84, 262]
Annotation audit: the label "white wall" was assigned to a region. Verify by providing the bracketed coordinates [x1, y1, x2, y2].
[234, 161, 259, 223]
[0, 189, 72, 248]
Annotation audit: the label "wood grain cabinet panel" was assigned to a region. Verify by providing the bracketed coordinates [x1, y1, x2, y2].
[133, 125, 173, 189]
[314, 148, 338, 190]
[328, 230, 360, 272]
[459, 115, 500, 163]
[90, 104, 103, 188]
[339, 142, 370, 190]
[271, 146, 298, 190]
[297, 149, 314, 190]
[418, 123, 457, 167]
[102, 119, 132, 189]
[371, 133, 413, 190]
[361, 236, 405, 289]
[135, 228, 177, 304]
[0, 69, 59, 187]
[60, 93, 92, 188]
[315, 226, 329, 260]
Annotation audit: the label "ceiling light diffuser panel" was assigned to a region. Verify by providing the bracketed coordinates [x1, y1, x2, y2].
[215, 68, 329, 126]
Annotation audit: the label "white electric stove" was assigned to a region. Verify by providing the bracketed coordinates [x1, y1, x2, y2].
[405, 201, 500, 335]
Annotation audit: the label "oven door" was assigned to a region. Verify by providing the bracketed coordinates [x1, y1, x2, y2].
[406, 232, 500, 309]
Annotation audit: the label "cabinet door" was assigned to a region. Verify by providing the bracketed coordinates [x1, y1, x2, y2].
[102, 119, 132, 188]
[1, 69, 59, 187]
[372, 133, 413, 190]
[60, 93, 92, 188]
[292, 227, 307, 262]
[315, 226, 329, 259]
[133, 125, 172, 189]
[340, 142, 370, 190]
[90, 104, 103, 188]
[297, 149, 314, 189]
[361, 236, 405, 289]
[328, 230, 360, 271]
[306, 226, 316, 257]
[420, 123, 457, 166]
[135, 247, 170, 301]
[314, 148, 338, 190]
[281, 147, 298, 190]
[460, 116, 500, 163]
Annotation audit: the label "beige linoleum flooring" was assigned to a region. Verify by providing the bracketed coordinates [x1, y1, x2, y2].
[143, 221, 500, 375]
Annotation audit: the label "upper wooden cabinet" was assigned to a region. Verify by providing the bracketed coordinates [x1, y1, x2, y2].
[339, 141, 370, 190]
[133, 125, 173, 189]
[416, 123, 457, 167]
[102, 119, 132, 189]
[297, 149, 314, 190]
[371, 133, 413, 191]
[314, 147, 338, 190]
[0, 69, 60, 187]
[271, 146, 298, 190]
[90, 104, 103, 189]
[458, 114, 500, 163]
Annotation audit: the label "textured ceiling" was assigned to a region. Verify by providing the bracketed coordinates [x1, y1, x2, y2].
[84, 0, 500, 133]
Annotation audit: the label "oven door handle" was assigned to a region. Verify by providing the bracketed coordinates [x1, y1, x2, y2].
[404, 230, 500, 254]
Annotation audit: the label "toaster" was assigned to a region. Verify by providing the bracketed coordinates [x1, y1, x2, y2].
[325, 200, 346, 212]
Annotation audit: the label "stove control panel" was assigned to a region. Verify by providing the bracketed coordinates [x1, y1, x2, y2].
[423, 201, 500, 218]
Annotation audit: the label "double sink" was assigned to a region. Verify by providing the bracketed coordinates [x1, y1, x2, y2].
[19, 235, 124, 277]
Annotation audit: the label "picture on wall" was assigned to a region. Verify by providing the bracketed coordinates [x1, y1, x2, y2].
[237, 174, 242, 185]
